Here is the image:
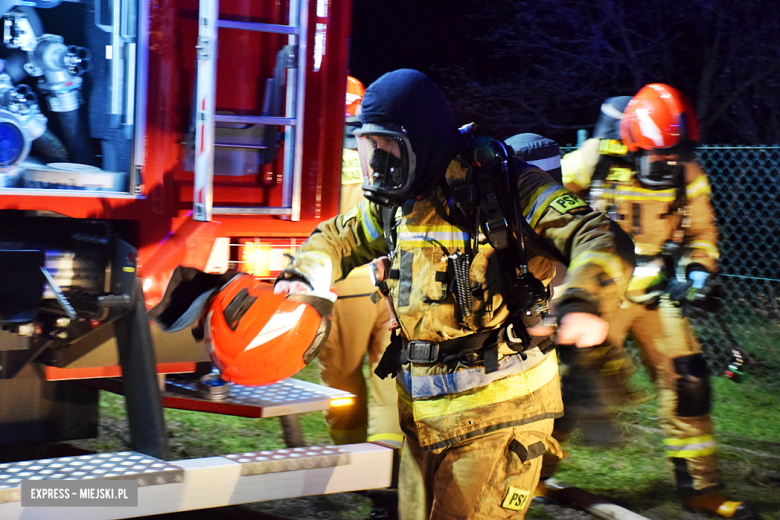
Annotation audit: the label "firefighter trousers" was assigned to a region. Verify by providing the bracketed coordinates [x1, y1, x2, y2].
[608, 296, 720, 495]
[399, 418, 557, 520]
[317, 268, 403, 446]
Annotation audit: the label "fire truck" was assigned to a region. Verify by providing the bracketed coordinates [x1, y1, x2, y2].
[0, 0, 393, 516]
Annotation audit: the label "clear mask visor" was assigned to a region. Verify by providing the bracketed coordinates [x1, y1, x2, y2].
[355, 132, 414, 193]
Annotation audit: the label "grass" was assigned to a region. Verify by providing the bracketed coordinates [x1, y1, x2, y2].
[526, 370, 780, 519]
[70, 360, 780, 519]
[72, 363, 332, 459]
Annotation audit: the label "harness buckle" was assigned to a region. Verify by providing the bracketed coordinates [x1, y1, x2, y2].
[406, 340, 440, 364]
[484, 217, 507, 235]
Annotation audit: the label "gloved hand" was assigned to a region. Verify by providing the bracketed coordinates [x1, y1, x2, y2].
[273, 279, 314, 295]
[527, 312, 609, 348]
[667, 270, 723, 318]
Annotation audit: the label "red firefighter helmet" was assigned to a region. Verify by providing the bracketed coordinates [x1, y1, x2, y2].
[204, 274, 333, 386]
[346, 76, 366, 116]
[620, 83, 700, 153]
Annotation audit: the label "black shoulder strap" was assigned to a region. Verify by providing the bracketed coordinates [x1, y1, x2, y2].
[380, 204, 399, 257]
[475, 144, 548, 350]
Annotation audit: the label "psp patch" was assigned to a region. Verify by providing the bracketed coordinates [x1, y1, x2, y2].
[501, 486, 530, 511]
[549, 192, 588, 214]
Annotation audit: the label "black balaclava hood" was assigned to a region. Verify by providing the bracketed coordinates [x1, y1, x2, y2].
[592, 96, 632, 140]
[360, 69, 461, 200]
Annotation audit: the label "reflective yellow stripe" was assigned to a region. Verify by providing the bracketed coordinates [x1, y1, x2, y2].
[665, 446, 718, 458]
[397, 240, 467, 248]
[626, 261, 665, 292]
[525, 185, 570, 228]
[367, 433, 405, 444]
[663, 434, 715, 446]
[626, 274, 664, 292]
[401, 224, 464, 233]
[397, 223, 469, 248]
[664, 434, 717, 458]
[411, 351, 558, 421]
[599, 139, 628, 156]
[688, 241, 720, 259]
[568, 251, 626, 284]
[605, 167, 633, 182]
[687, 175, 711, 198]
[358, 200, 382, 241]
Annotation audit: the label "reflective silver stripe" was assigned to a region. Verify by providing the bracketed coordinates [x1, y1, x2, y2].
[608, 186, 676, 201]
[601, 101, 625, 120]
[359, 200, 381, 240]
[396, 230, 469, 244]
[401, 348, 550, 399]
[663, 435, 717, 457]
[687, 175, 711, 198]
[527, 156, 561, 172]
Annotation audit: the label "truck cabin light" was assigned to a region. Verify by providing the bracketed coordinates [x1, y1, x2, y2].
[237, 239, 302, 279]
[329, 397, 354, 408]
[239, 240, 272, 277]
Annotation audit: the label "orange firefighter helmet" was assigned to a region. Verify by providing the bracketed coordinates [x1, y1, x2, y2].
[345, 76, 366, 117]
[204, 273, 333, 386]
[620, 83, 700, 153]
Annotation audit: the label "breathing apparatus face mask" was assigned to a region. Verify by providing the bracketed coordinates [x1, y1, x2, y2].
[354, 124, 416, 206]
[636, 151, 686, 189]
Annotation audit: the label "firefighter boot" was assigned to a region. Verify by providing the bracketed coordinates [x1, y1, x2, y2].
[683, 491, 763, 519]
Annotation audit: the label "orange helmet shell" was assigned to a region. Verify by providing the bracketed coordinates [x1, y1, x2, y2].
[346, 76, 366, 117]
[205, 274, 332, 386]
[620, 83, 700, 152]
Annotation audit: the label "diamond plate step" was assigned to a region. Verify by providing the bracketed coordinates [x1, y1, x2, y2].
[225, 446, 349, 476]
[0, 452, 183, 504]
[163, 377, 354, 417]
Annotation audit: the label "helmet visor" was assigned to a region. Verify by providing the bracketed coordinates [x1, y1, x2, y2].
[354, 126, 416, 202]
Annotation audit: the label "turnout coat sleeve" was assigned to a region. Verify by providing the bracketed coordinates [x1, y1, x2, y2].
[680, 162, 719, 273]
[514, 161, 634, 317]
[280, 197, 391, 288]
[282, 158, 635, 453]
[284, 158, 634, 322]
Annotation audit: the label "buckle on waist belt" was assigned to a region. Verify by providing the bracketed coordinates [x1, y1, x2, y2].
[405, 340, 440, 364]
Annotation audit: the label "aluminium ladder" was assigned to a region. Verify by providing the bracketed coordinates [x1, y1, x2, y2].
[194, 0, 309, 221]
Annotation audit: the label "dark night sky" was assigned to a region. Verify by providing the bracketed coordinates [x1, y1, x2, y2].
[349, 0, 469, 85]
[348, 0, 780, 145]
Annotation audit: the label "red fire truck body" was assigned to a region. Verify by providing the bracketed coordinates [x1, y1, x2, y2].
[0, 0, 355, 447]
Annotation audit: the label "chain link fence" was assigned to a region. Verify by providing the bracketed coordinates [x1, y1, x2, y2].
[694, 146, 780, 377]
[560, 145, 780, 377]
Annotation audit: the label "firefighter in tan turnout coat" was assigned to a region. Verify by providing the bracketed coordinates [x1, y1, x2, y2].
[275, 69, 635, 519]
[562, 85, 761, 519]
[317, 76, 404, 449]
